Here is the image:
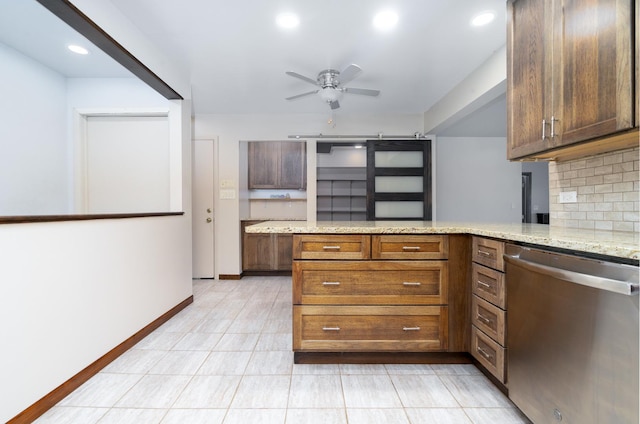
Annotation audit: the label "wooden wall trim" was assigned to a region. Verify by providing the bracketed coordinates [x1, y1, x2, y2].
[219, 274, 242, 280]
[7, 295, 194, 424]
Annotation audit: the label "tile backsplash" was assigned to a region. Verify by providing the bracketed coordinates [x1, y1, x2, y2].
[549, 147, 639, 232]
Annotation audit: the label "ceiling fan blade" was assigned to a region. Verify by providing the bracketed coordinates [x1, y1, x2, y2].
[285, 90, 319, 100]
[285, 71, 318, 86]
[329, 100, 340, 110]
[343, 87, 380, 96]
[339, 64, 362, 85]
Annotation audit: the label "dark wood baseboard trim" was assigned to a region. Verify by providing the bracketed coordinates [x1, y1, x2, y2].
[8, 295, 194, 424]
[219, 274, 242, 280]
[241, 270, 292, 277]
[293, 351, 473, 364]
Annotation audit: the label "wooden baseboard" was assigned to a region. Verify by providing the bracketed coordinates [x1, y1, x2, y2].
[218, 274, 242, 280]
[8, 295, 194, 424]
[241, 270, 292, 277]
[293, 351, 473, 364]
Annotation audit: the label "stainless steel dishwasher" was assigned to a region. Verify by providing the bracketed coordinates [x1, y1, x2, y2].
[504, 244, 639, 424]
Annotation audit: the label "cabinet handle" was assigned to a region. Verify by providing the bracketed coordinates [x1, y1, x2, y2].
[542, 118, 547, 140]
[322, 327, 341, 331]
[322, 245, 341, 250]
[550, 115, 558, 138]
[403, 282, 422, 286]
[402, 246, 421, 251]
[477, 249, 491, 257]
[322, 281, 341, 286]
[477, 313, 492, 324]
[403, 326, 421, 331]
[477, 346, 493, 360]
[477, 280, 491, 288]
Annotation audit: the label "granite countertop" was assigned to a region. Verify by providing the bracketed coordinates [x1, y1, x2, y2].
[244, 220, 640, 261]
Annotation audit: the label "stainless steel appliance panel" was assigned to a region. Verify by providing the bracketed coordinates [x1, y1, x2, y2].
[505, 244, 639, 424]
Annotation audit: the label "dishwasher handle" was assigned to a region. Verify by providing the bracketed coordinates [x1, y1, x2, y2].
[504, 253, 639, 296]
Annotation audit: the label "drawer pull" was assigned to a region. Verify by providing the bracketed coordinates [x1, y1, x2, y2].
[403, 282, 422, 286]
[477, 346, 493, 359]
[403, 326, 421, 331]
[322, 327, 341, 331]
[478, 250, 492, 257]
[402, 246, 421, 251]
[322, 281, 341, 286]
[476, 313, 492, 324]
[477, 280, 491, 288]
[322, 245, 341, 250]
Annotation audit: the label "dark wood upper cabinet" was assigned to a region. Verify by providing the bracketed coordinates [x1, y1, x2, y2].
[248, 141, 306, 189]
[507, 0, 636, 161]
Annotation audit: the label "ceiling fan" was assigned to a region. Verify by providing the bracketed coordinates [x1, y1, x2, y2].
[285, 64, 380, 110]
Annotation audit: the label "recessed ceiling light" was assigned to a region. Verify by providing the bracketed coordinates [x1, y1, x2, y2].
[276, 12, 300, 29]
[373, 10, 398, 31]
[67, 44, 89, 55]
[471, 11, 495, 27]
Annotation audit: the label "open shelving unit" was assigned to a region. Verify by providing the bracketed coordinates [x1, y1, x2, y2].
[316, 167, 367, 221]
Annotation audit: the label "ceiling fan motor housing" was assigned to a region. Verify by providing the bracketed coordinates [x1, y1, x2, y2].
[317, 69, 340, 89]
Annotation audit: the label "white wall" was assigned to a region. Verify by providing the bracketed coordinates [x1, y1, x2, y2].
[0, 2, 192, 422]
[435, 136, 522, 223]
[194, 113, 424, 277]
[0, 43, 68, 215]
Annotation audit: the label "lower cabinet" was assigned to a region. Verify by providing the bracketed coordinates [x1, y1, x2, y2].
[292, 234, 450, 355]
[242, 221, 292, 272]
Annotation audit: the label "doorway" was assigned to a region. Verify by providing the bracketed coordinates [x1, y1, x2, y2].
[521, 172, 532, 223]
[193, 139, 216, 279]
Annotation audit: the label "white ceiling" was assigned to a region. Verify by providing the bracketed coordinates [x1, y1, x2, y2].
[106, 0, 507, 115]
[1, 0, 507, 123]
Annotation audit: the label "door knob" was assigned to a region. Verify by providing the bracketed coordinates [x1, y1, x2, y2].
[207, 208, 212, 213]
[206, 217, 212, 223]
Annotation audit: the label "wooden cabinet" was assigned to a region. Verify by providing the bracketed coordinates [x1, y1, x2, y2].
[248, 141, 306, 189]
[470, 236, 507, 384]
[292, 234, 450, 356]
[507, 0, 636, 161]
[241, 221, 292, 272]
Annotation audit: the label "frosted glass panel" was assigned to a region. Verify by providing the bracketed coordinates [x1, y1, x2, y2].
[375, 176, 423, 193]
[375, 151, 423, 167]
[375, 201, 424, 218]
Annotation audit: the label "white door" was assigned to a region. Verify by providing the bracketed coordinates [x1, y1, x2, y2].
[192, 139, 215, 278]
[82, 115, 170, 213]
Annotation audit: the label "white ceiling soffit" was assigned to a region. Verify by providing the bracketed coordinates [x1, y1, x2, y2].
[106, 0, 507, 115]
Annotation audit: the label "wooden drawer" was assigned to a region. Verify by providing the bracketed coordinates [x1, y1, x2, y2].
[293, 305, 448, 352]
[293, 235, 371, 260]
[471, 263, 506, 309]
[471, 326, 506, 383]
[471, 295, 505, 346]
[293, 260, 448, 305]
[372, 235, 448, 260]
[472, 237, 505, 271]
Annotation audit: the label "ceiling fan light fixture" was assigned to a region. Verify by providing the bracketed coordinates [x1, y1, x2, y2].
[373, 10, 398, 31]
[276, 12, 300, 29]
[471, 11, 495, 27]
[319, 87, 343, 103]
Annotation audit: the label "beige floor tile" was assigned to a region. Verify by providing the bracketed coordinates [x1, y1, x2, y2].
[346, 408, 410, 424]
[172, 332, 223, 350]
[431, 364, 483, 376]
[115, 375, 191, 408]
[160, 408, 226, 424]
[384, 364, 435, 375]
[341, 375, 403, 408]
[227, 318, 267, 333]
[192, 318, 233, 333]
[440, 375, 513, 408]
[133, 331, 184, 350]
[340, 364, 388, 374]
[231, 375, 290, 408]
[390, 375, 459, 407]
[96, 408, 167, 424]
[222, 409, 286, 424]
[101, 349, 167, 374]
[58, 373, 142, 407]
[261, 319, 292, 333]
[288, 375, 345, 408]
[173, 375, 241, 408]
[405, 407, 473, 424]
[214, 332, 260, 351]
[147, 350, 209, 375]
[33, 406, 107, 424]
[197, 351, 251, 375]
[285, 409, 347, 424]
[255, 333, 292, 351]
[245, 350, 294, 375]
[292, 363, 341, 375]
[464, 407, 531, 423]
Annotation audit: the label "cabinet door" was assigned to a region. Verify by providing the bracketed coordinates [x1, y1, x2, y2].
[557, 0, 634, 146]
[248, 142, 279, 188]
[275, 234, 293, 271]
[507, 0, 555, 159]
[279, 142, 306, 189]
[243, 233, 274, 270]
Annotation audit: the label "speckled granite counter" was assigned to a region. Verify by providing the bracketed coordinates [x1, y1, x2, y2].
[244, 220, 640, 261]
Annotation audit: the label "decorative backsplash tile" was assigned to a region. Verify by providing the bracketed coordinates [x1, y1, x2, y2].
[549, 147, 639, 232]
